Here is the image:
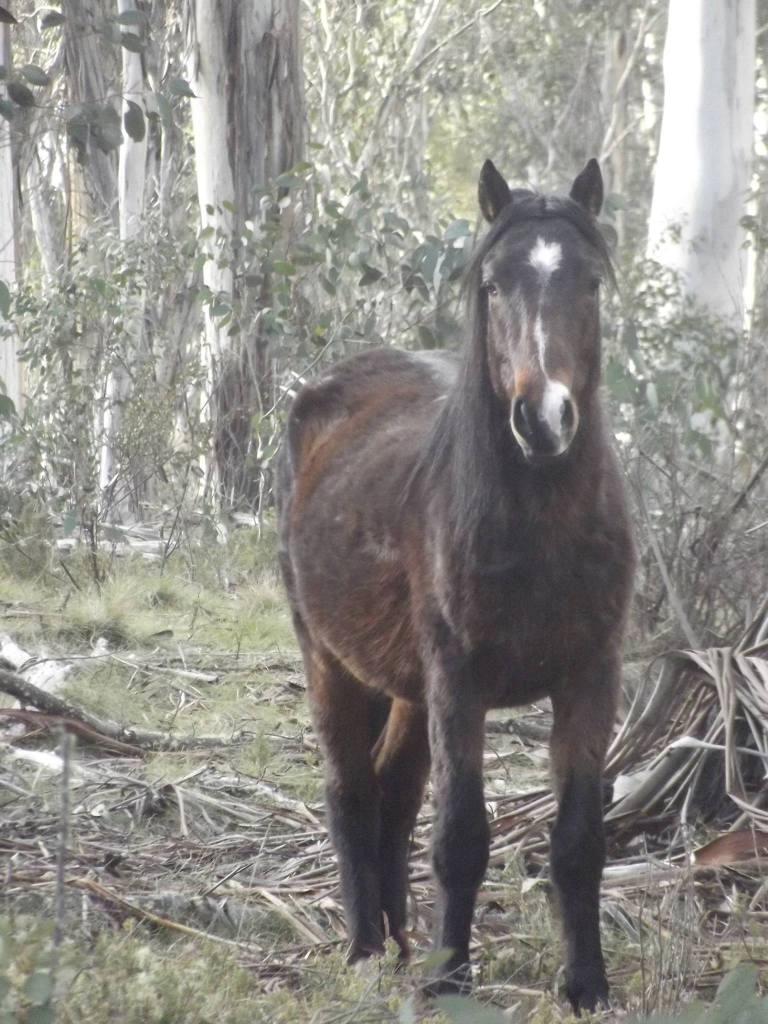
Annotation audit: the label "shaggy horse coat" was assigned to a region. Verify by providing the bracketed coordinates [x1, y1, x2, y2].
[278, 159, 635, 1014]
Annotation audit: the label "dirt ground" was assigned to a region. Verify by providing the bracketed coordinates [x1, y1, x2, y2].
[2, 541, 767, 1023]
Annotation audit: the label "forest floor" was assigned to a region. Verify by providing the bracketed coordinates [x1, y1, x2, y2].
[1, 524, 767, 1024]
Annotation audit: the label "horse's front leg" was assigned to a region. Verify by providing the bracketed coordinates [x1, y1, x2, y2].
[549, 651, 620, 1015]
[426, 649, 489, 993]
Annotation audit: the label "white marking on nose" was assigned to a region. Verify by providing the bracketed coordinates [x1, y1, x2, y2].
[534, 313, 547, 374]
[541, 378, 570, 439]
[529, 237, 562, 278]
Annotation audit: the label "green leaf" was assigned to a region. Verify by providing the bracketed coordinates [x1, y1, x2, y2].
[21, 63, 51, 86]
[272, 260, 296, 276]
[152, 91, 172, 130]
[123, 99, 145, 141]
[119, 32, 144, 53]
[168, 77, 196, 98]
[24, 969, 53, 1005]
[359, 266, 383, 287]
[6, 80, 35, 107]
[706, 964, 765, 1024]
[27, 1005, 55, 1024]
[0, 98, 14, 121]
[92, 104, 123, 153]
[443, 218, 471, 241]
[275, 171, 304, 188]
[0, 394, 17, 420]
[435, 996, 507, 1024]
[0, 280, 10, 317]
[62, 510, 77, 537]
[40, 9, 65, 28]
[0, 7, 18, 24]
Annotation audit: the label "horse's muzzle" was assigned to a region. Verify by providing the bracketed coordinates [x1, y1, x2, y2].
[511, 390, 577, 460]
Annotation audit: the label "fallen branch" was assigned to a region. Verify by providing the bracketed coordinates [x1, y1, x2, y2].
[0, 666, 251, 751]
[0, 708, 145, 755]
[69, 877, 251, 948]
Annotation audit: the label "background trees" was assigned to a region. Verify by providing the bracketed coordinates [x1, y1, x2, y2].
[1, 6, 767, 1018]
[0, 0, 765, 644]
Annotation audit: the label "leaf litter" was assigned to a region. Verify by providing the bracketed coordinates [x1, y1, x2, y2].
[2, 593, 768, 1018]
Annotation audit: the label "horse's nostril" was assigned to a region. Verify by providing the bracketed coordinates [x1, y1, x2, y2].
[513, 396, 533, 439]
[561, 398, 575, 432]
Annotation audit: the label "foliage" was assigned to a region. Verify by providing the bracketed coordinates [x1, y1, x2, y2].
[629, 964, 768, 1023]
[432, 966, 768, 1024]
[0, 916, 65, 1024]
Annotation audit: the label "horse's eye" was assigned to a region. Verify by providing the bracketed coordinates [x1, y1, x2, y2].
[589, 277, 602, 295]
[482, 281, 498, 298]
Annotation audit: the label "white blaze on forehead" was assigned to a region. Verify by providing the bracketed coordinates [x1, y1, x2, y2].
[541, 378, 570, 437]
[528, 237, 562, 278]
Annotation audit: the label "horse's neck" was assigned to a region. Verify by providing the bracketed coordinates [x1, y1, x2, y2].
[443, 390, 607, 545]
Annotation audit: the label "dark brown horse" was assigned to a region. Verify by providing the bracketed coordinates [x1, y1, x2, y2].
[277, 159, 635, 1014]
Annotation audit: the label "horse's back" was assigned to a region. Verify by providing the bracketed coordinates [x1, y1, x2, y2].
[282, 347, 457, 484]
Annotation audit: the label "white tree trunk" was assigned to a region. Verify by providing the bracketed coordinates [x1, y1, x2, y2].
[186, 0, 235, 398]
[0, 22, 22, 415]
[99, 0, 149, 511]
[646, 0, 755, 325]
[185, 0, 303, 504]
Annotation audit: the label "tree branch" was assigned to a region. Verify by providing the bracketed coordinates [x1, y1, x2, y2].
[0, 665, 249, 751]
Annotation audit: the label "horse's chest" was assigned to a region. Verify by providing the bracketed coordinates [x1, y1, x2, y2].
[443, 538, 625, 699]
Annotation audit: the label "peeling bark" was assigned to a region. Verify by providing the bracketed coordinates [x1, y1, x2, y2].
[186, 0, 304, 507]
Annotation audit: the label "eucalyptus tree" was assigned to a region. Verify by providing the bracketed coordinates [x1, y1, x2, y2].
[99, 0, 150, 512]
[0, 13, 21, 417]
[185, 0, 304, 505]
[647, 0, 756, 326]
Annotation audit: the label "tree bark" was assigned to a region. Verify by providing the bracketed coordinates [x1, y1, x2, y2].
[99, 0, 150, 517]
[0, 20, 22, 415]
[646, 0, 755, 325]
[62, 0, 119, 228]
[186, 0, 303, 507]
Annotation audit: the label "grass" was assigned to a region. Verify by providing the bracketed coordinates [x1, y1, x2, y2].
[3, 524, 768, 1022]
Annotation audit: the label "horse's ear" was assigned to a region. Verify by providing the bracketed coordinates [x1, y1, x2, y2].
[478, 159, 512, 223]
[569, 158, 603, 217]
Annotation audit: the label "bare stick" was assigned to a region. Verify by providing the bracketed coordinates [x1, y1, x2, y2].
[53, 727, 71, 949]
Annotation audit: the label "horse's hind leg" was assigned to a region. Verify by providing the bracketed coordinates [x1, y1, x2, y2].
[549, 653, 619, 1015]
[373, 698, 430, 960]
[306, 646, 385, 961]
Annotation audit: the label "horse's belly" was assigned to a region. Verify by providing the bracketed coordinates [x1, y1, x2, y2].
[295, 541, 424, 702]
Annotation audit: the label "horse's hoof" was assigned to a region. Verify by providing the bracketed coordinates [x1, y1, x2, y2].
[566, 971, 610, 1016]
[346, 941, 385, 966]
